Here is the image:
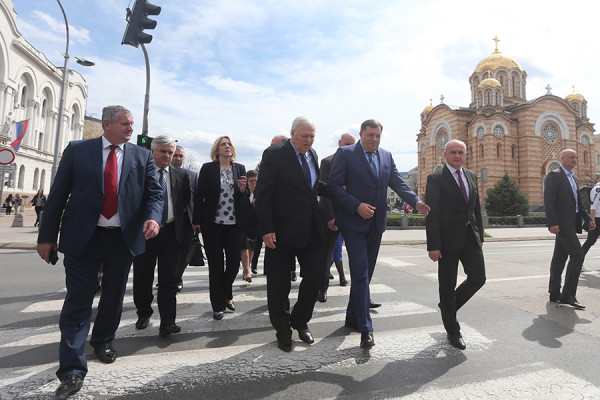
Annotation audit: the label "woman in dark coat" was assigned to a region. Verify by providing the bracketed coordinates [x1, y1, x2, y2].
[31, 189, 47, 226]
[193, 136, 248, 320]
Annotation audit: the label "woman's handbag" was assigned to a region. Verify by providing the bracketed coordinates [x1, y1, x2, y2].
[188, 232, 206, 266]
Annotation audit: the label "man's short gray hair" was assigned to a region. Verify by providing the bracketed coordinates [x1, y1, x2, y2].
[151, 135, 176, 149]
[291, 116, 316, 133]
[101, 105, 132, 125]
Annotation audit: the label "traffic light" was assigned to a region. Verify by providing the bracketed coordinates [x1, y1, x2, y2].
[137, 134, 153, 149]
[122, 0, 162, 47]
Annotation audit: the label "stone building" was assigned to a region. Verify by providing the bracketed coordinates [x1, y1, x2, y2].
[417, 39, 595, 209]
[0, 0, 88, 198]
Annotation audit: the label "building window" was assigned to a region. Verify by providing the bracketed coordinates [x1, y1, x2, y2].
[20, 86, 27, 107]
[479, 144, 484, 159]
[496, 143, 501, 158]
[438, 131, 447, 149]
[543, 124, 558, 143]
[41, 99, 48, 118]
[477, 126, 484, 138]
[33, 168, 39, 189]
[18, 165, 25, 189]
[493, 125, 504, 138]
[581, 135, 590, 147]
[38, 132, 44, 150]
[584, 151, 588, 164]
[511, 145, 516, 159]
[40, 170, 46, 190]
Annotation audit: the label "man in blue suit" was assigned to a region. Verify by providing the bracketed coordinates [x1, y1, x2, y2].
[37, 105, 162, 398]
[326, 119, 430, 348]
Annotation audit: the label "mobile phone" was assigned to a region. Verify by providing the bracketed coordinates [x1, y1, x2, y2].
[49, 250, 59, 265]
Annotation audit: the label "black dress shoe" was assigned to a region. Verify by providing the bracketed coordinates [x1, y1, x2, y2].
[291, 271, 297, 282]
[55, 374, 83, 398]
[317, 289, 327, 303]
[135, 317, 150, 330]
[94, 344, 117, 363]
[339, 277, 348, 286]
[297, 328, 314, 344]
[447, 332, 466, 350]
[549, 293, 560, 302]
[225, 301, 235, 311]
[251, 266, 258, 274]
[329, 273, 334, 280]
[344, 316, 359, 331]
[369, 299, 382, 309]
[159, 324, 181, 338]
[213, 312, 224, 320]
[559, 294, 585, 309]
[360, 331, 375, 348]
[277, 338, 293, 352]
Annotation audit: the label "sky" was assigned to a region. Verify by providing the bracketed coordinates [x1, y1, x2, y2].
[13, 0, 600, 171]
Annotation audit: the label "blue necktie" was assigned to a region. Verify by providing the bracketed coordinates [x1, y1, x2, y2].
[367, 152, 378, 179]
[300, 153, 312, 188]
[159, 169, 168, 225]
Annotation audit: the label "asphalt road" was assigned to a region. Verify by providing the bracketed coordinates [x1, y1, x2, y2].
[2, 240, 600, 399]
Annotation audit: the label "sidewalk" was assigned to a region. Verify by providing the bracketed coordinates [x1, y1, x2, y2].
[0, 208, 566, 250]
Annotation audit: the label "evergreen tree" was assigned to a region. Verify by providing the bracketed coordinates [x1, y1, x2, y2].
[485, 173, 529, 216]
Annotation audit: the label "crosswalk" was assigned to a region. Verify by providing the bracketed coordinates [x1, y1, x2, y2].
[2, 255, 600, 399]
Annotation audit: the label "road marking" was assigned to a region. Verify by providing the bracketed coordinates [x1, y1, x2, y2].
[378, 257, 416, 267]
[423, 273, 548, 282]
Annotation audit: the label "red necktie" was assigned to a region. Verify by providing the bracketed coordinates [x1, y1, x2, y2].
[101, 145, 118, 219]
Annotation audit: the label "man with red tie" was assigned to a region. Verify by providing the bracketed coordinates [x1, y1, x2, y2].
[37, 105, 162, 398]
[425, 139, 486, 350]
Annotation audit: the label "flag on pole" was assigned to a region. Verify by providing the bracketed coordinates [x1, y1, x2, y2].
[10, 120, 28, 151]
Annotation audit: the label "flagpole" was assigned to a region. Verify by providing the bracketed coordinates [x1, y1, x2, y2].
[50, 0, 69, 188]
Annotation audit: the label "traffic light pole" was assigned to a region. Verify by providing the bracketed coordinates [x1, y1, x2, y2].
[141, 43, 150, 136]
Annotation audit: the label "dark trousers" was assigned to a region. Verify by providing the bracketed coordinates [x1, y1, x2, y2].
[133, 223, 180, 328]
[549, 228, 585, 297]
[581, 217, 600, 254]
[57, 229, 132, 380]
[320, 227, 339, 291]
[265, 224, 323, 339]
[342, 221, 382, 333]
[34, 206, 44, 224]
[174, 230, 195, 283]
[202, 224, 242, 313]
[438, 229, 486, 334]
[251, 236, 263, 271]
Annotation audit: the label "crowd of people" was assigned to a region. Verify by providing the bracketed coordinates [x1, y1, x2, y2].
[34, 105, 592, 399]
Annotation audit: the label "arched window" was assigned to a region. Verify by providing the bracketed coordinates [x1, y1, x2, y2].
[41, 99, 48, 118]
[38, 132, 44, 150]
[40, 170, 46, 190]
[18, 165, 25, 189]
[20, 86, 28, 107]
[511, 145, 516, 159]
[496, 143, 501, 158]
[33, 168, 39, 189]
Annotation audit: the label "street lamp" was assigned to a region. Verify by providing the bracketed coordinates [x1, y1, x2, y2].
[50, 0, 95, 187]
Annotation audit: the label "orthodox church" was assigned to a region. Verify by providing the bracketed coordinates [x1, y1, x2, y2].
[416, 37, 595, 209]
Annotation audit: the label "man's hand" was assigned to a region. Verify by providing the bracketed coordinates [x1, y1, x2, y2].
[548, 225, 560, 235]
[357, 203, 376, 219]
[428, 250, 442, 262]
[327, 219, 338, 231]
[589, 220, 596, 231]
[263, 232, 277, 249]
[143, 220, 160, 239]
[37, 242, 58, 264]
[415, 201, 431, 217]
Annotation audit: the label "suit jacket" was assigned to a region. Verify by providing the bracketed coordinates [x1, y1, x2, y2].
[254, 140, 324, 248]
[173, 165, 197, 225]
[38, 137, 163, 257]
[319, 153, 336, 222]
[325, 141, 420, 234]
[425, 165, 484, 251]
[544, 167, 591, 233]
[166, 165, 194, 244]
[193, 161, 247, 232]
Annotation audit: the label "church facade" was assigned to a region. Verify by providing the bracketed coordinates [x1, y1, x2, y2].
[416, 40, 595, 209]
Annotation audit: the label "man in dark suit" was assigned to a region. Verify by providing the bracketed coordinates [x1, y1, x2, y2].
[254, 116, 325, 352]
[133, 136, 192, 337]
[544, 148, 594, 309]
[425, 139, 486, 350]
[171, 145, 198, 292]
[318, 132, 355, 302]
[37, 105, 162, 398]
[326, 119, 430, 349]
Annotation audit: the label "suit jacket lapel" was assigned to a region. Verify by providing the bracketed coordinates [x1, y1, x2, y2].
[170, 166, 181, 208]
[443, 165, 465, 201]
[284, 141, 310, 190]
[93, 137, 104, 192]
[120, 142, 134, 193]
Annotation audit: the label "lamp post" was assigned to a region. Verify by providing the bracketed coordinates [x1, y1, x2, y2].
[50, 0, 94, 187]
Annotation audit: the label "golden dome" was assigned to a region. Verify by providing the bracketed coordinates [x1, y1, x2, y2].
[474, 51, 522, 73]
[422, 99, 434, 114]
[478, 77, 501, 89]
[565, 86, 584, 102]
